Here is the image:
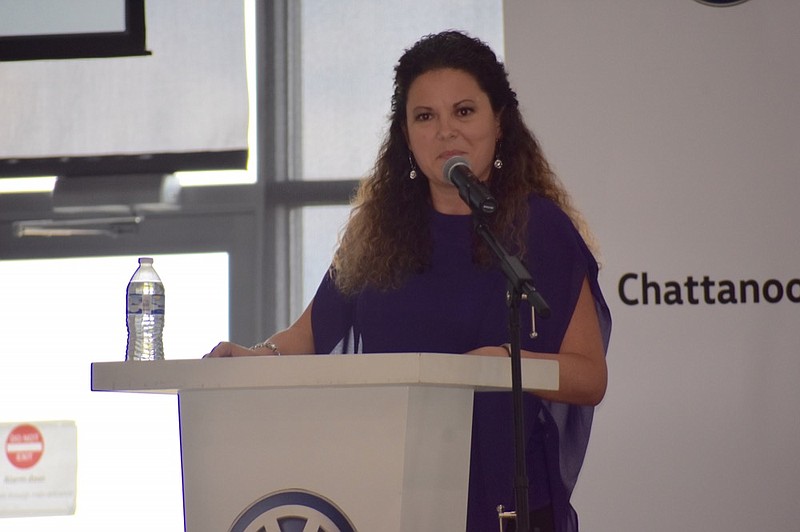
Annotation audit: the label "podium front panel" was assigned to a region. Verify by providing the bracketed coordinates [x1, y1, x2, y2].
[178, 385, 474, 531]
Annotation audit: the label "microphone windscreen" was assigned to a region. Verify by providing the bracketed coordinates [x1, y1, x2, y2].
[442, 156, 470, 183]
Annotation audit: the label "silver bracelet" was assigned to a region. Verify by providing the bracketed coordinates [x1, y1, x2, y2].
[251, 340, 281, 356]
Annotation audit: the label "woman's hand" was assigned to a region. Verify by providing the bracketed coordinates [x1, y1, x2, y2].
[203, 341, 263, 358]
[203, 299, 317, 359]
[466, 344, 511, 358]
[467, 278, 607, 406]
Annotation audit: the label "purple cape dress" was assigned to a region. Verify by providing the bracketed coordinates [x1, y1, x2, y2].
[311, 194, 611, 532]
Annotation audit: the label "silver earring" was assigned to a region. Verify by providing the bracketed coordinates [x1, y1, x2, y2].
[408, 155, 418, 180]
[493, 157, 503, 169]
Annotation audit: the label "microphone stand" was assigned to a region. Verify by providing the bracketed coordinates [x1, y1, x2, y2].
[472, 212, 550, 532]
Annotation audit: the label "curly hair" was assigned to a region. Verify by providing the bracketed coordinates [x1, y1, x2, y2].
[332, 31, 593, 295]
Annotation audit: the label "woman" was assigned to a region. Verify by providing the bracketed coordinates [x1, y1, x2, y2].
[208, 30, 611, 532]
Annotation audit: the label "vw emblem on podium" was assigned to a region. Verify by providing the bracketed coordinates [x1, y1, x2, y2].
[694, 0, 751, 6]
[230, 490, 356, 532]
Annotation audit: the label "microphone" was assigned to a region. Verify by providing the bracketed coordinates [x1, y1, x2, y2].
[442, 156, 497, 215]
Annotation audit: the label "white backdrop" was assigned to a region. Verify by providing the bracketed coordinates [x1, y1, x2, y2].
[504, 1, 800, 531]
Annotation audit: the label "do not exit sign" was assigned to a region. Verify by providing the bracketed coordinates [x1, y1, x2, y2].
[1, 421, 77, 518]
[5, 424, 45, 469]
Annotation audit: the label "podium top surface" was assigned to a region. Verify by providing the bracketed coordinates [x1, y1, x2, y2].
[91, 353, 558, 395]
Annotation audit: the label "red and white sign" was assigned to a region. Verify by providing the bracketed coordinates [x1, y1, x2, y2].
[5, 423, 44, 469]
[1, 420, 77, 517]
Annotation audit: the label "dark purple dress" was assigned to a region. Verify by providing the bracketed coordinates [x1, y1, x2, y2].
[311, 194, 611, 532]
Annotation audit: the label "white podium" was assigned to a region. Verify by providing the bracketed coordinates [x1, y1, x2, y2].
[91, 353, 558, 532]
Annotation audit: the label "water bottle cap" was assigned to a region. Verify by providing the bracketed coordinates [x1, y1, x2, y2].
[138, 257, 154, 264]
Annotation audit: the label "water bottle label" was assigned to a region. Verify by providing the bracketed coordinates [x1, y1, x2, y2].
[127, 294, 165, 314]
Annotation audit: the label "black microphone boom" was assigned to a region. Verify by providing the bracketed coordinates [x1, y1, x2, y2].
[442, 156, 497, 215]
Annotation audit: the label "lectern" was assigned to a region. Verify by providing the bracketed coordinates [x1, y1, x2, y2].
[91, 353, 558, 531]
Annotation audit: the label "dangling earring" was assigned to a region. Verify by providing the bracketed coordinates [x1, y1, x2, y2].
[408, 154, 418, 180]
[493, 141, 503, 169]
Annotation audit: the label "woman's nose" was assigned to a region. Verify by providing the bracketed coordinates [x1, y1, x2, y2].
[436, 116, 458, 140]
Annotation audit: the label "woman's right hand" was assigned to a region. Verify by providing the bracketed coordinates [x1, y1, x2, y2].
[203, 341, 260, 358]
[204, 298, 317, 359]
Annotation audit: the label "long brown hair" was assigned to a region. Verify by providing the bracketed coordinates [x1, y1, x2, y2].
[332, 31, 592, 295]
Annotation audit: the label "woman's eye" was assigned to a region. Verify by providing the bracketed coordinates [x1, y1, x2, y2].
[456, 107, 474, 117]
[415, 112, 432, 122]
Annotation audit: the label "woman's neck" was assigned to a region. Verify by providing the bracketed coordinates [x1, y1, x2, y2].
[429, 185, 472, 215]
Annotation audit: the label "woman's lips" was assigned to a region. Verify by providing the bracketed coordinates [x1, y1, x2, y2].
[439, 151, 466, 161]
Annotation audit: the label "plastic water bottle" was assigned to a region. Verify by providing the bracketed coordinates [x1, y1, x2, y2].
[126, 257, 165, 361]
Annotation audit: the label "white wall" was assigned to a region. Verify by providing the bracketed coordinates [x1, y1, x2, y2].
[504, 1, 800, 530]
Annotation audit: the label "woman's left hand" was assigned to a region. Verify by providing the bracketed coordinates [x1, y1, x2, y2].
[466, 344, 510, 357]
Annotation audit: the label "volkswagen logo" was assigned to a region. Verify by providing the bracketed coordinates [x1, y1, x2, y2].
[230, 490, 357, 532]
[694, 0, 751, 6]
